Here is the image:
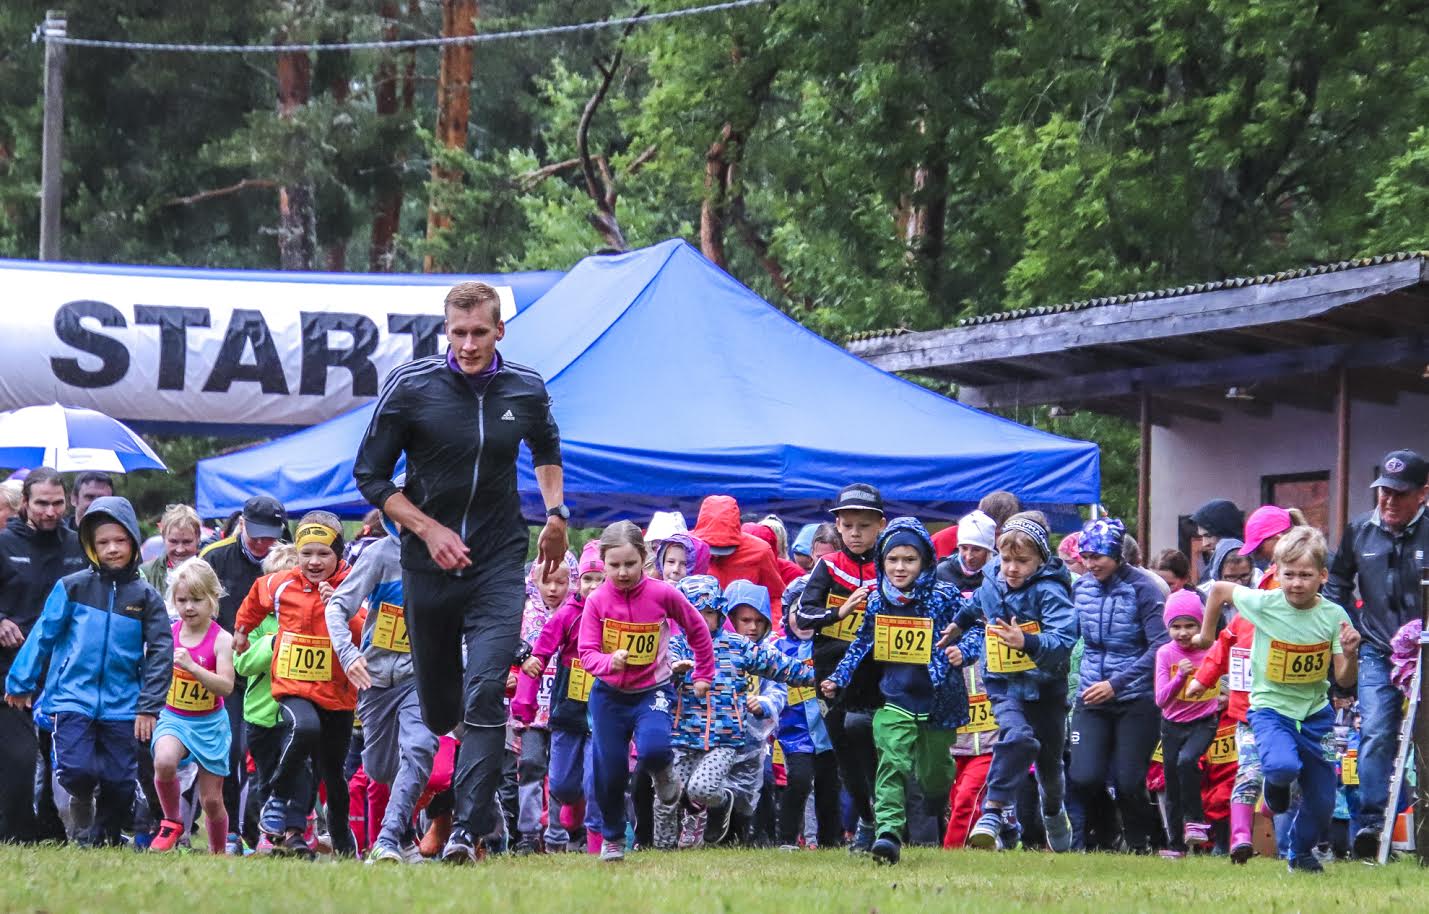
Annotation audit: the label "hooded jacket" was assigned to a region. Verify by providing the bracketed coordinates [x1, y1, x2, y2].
[1327, 507, 1429, 653]
[829, 518, 983, 730]
[690, 496, 787, 624]
[0, 514, 86, 678]
[6, 497, 173, 721]
[324, 535, 413, 691]
[578, 575, 716, 692]
[743, 524, 805, 584]
[1073, 562, 1168, 704]
[235, 562, 359, 712]
[962, 551, 1078, 701]
[669, 580, 814, 750]
[512, 591, 590, 733]
[774, 632, 830, 755]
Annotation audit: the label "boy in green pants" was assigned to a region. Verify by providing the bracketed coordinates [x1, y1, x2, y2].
[821, 517, 984, 864]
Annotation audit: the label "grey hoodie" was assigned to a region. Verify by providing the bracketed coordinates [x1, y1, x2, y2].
[324, 535, 413, 689]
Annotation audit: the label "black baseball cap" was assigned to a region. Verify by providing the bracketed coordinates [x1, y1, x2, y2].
[242, 495, 288, 540]
[830, 483, 884, 516]
[1372, 450, 1429, 493]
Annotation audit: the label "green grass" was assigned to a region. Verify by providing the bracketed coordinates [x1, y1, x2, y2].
[3, 845, 1427, 914]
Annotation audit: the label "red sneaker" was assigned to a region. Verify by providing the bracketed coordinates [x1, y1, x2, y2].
[150, 819, 184, 852]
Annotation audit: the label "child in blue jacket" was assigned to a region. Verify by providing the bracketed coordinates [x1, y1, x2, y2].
[957, 511, 1077, 853]
[821, 517, 983, 865]
[773, 608, 841, 849]
[4, 496, 172, 846]
[658, 576, 814, 849]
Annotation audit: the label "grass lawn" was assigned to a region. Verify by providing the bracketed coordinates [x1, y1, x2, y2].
[3, 845, 1426, 914]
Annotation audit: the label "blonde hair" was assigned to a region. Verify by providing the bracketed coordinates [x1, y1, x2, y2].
[997, 510, 1050, 560]
[262, 543, 299, 574]
[0, 480, 21, 513]
[759, 515, 789, 556]
[1273, 526, 1328, 571]
[598, 520, 647, 560]
[158, 503, 201, 537]
[165, 557, 226, 619]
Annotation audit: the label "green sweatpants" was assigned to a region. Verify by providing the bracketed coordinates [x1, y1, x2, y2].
[871, 704, 958, 839]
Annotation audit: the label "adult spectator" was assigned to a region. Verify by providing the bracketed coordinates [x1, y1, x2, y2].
[1325, 449, 1429, 858]
[1191, 499, 1244, 584]
[201, 493, 288, 854]
[69, 471, 114, 530]
[691, 495, 787, 625]
[141, 504, 203, 598]
[0, 468, 85, 841]
[353, 280, 567, 864]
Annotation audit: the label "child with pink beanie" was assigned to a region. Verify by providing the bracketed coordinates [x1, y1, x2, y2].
[1154, 590, 1220, 856]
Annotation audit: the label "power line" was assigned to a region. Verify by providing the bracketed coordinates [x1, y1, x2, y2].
[33, 0, 772, 55]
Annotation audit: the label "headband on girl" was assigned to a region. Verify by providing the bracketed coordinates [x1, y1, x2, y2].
[295, 523, 339, 551]
[1003, 516, 1051, 562]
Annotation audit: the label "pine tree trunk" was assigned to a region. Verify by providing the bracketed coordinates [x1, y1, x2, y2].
[369, 0, 404, 272]
[424, 0, 477, 272]
[277, 35, 315, 271]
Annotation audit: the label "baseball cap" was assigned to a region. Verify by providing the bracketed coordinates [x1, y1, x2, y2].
[1371, 449, 1429, 493]
[242, 495, 288, 540]
[1239, 505, 1292, 557]
[830, 483, 883, 516]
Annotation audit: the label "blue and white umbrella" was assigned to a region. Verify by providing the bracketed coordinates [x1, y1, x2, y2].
[0, 403, 167, 473]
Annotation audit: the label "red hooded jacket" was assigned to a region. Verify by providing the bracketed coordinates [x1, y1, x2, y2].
[743, 523, 805, 585]
[691, 496, 786, 627]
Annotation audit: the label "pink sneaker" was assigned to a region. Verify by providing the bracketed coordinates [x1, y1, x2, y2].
[1159, 848, 1186, 859]
[149, 819, 183, 852]
[254, 834, 276, 855]
[1184, 822, 1211, 847]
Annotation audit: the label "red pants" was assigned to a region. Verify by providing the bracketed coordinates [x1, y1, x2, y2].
[943, 754, 992, 848]
[347, 768, 392, 853]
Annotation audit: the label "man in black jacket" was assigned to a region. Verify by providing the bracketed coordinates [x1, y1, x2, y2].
[0, 468, 85, 841]
[1326, 449, 1429, 858]
[354, 281, 567, 864]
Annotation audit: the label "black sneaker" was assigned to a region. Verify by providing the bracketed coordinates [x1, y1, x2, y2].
[513, 835, 540, 856]
[1287, 854, 1325, 874]
[441, 827, 479, 865]
[705, 790, 735, 845]
[281, 831, 315, 859]
[1352, 825, 1382, 861]
[1263, 781, 1291, 815]
[871, 834, 901, 865]
[849, 819, 876, 854]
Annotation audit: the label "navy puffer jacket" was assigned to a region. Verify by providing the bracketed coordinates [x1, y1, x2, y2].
[1073, 563, 1167, 704]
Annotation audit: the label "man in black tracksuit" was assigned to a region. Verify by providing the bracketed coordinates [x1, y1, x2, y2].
[0, 468, 86, 842]
[354, 281, 567, 863]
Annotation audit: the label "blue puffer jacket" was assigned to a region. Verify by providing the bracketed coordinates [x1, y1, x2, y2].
[6, 497, 173, 721]
[960, 555, 1077, 702]
[829, 518, 983, 730]
[1072, 562, 1168, 704]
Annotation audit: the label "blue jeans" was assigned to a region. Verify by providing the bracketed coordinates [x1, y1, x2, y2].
[1249, 704, 1336, 864]
[548, 729, 587, 807]
[588, 681, 674, 842]
[985, 678, 1067, 812]
[1355, 645, 1401, 831]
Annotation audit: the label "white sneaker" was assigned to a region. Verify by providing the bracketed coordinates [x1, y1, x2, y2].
[600, 840, 626, 863]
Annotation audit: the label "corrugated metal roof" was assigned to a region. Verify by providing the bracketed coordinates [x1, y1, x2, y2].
[847, 251, 1428, 343]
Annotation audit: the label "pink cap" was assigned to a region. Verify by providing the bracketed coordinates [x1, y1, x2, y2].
[578, 540, 604, 576]
[1240, 506, 1293, 556]
[1163, 590, 1204, 627]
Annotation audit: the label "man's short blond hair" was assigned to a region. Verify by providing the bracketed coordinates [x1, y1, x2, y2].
[444, 281, 502, 323]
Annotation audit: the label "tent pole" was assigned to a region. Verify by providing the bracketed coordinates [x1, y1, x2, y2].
[1335, 366, 1351, 546]
[1138, 389, 1150, 551]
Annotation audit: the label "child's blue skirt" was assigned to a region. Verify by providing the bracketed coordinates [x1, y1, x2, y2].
[152, 708, 232, 777]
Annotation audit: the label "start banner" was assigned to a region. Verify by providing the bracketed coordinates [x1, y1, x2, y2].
[0, 260, 562, 430]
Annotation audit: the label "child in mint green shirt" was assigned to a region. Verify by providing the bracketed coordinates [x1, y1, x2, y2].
[1200, 527, 1359, 874]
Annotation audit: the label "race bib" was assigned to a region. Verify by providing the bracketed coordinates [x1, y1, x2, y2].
[772, 740, 785, 766]
[275, 631, 333, 682]
[1265, 639, 1330, 684]
[537, 670, 556, 711]
[1205, 725, 1237, 765]
[786, 660, 816, 705]
[567, 658, 593, 702]
[601, 619, 661, 665]
[872, 616, 933, 665]
[1151, 740, 1163, 764]
[826, 594, 865, 642]
[167, 668, 217, 713]
[984, 621, 1040, 674]
[1228, 646, 1253, 692]
[1342, 750, 1359, 786]
[1179, 674, 1219, 702]
[371, 602, 410, 653]
[957, 694, 998, 734]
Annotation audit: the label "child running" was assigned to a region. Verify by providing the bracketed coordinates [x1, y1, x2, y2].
[821, 517, 983, 865]
[1153, 590, 1219, 857]
[325, 494, 440, 864]
[150, 558, 235, 853]
[4, 496, 173, 847]
[578, 521, 716, 863]
[959, 511, 1078, 852]
[1198, 526, 1360, 873]
[235, 512, 361, 859]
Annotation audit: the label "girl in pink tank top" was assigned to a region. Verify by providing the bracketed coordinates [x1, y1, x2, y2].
[150, 559, 235, 853]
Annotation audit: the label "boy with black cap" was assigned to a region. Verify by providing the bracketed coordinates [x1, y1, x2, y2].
[792, 483, 887, 852]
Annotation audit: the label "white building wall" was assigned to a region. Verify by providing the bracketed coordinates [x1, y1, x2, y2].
[1148, 392, 1429, 554]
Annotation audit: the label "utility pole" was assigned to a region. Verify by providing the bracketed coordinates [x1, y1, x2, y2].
[39, 10, 66, 261]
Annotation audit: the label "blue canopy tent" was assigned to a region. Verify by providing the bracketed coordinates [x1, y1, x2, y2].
[196, 239, 1100, 527]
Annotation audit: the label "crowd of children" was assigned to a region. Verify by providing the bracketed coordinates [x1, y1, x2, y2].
[0, 477, 1390, 875]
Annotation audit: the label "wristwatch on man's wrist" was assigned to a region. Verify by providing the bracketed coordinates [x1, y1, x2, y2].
[546, 504, 570, 521]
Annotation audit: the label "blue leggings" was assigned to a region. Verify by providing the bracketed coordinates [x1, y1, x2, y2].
[588, 681, 674, 842]
[1249, 704, 1335, 864]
